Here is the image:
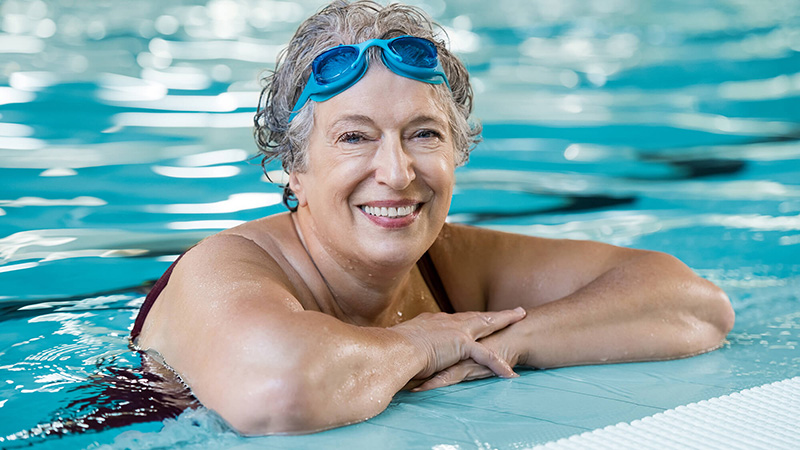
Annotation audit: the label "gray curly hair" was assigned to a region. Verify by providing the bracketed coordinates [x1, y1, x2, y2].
[254, 0, 481, 209]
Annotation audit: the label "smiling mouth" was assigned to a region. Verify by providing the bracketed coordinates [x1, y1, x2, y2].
[359, 204, 420, 219]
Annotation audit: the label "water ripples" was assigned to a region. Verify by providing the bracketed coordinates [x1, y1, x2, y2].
[0, 294, 199, 446]
[0, 0, 799, 446]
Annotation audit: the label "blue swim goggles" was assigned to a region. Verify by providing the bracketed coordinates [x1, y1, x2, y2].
[289, 35, 451, 122]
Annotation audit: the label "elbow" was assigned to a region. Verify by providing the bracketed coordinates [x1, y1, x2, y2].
[707, 285, 735, 344]
[219, 373, 326, 436]
[650, 252, 735, 354]
[688, 279, 735, 354]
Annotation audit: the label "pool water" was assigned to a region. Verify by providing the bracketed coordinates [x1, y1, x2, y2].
[1, 0, 799, 448]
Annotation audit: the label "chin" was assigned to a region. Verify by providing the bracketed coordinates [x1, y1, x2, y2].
[349, 206, 445, 265]
[358, 237, 429, 268]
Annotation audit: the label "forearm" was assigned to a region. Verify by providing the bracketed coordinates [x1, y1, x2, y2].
[295, 325, 424, 428]
[216, 307, 524, 434]
[501, 252, 734, 369]
[174, 307, 425, 435]
[228, 314, 424, 434]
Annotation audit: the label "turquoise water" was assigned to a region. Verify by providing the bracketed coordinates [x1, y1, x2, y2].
[1, 0, 799, 448]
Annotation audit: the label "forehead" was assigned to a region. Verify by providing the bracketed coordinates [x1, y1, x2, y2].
[313, 64, 450, 129]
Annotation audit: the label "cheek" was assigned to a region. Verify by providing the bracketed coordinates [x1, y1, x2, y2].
[425, 149, 456, 180]
[418, 154, 455, 196]
[302, 158, 366, 208]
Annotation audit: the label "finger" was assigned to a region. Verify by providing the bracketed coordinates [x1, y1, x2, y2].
[466, 341, 518, 379]
[413, 360, 492, 392]
[466, 307, 527, 340]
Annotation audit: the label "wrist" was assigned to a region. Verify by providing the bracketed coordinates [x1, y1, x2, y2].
[382, 324, 432, 379]
[484, 313, 531, 368]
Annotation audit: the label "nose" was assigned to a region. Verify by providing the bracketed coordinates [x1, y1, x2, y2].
[373, 135, 415, 190]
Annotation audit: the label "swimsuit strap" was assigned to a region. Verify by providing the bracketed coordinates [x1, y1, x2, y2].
[130, 253, 186, 340]
[417, 251, 455, 313]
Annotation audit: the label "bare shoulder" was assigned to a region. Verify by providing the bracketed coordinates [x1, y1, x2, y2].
[135, 214, 310, 371]
[429, 223, 642, 311]
[181, 231, 301, 304]
[137, 230, 303, 348]
[434, 222, 631, 258]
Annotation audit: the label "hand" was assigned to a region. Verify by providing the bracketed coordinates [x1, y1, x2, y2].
[411, 321, 525, 392]
[389, 307, 526, 384]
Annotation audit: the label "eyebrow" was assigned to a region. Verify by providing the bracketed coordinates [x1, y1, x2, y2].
[405, 114, 448, 129]
[328, 115, 375, 132]
[329, 113, 447, 130]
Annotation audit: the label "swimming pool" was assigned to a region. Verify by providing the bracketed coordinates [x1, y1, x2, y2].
[1, 0, 799, 448]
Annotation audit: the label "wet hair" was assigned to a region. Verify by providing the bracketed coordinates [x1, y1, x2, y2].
[254, 0, 481, 210]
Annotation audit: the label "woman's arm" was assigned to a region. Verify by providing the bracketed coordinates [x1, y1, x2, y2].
[136, 234, 525, 435]
[417, 224, 735, 390]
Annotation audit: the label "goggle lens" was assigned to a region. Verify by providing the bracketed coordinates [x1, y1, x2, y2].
[313, 46, 359, 84]
[389, 37, 438, 68]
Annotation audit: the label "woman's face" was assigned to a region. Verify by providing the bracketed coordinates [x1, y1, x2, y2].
[290, 63, 456, 268]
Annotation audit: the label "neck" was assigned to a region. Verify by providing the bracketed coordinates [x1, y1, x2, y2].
[291, 211, 419, 326]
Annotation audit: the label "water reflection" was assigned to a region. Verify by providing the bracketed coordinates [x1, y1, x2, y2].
[0, 0, 799, 447]
[152, 192, 281, 214]
[152, 164, 241, 178]
[113, 111, 253, 128]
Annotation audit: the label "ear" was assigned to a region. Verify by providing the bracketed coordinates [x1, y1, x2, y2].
[288, 171, 308, 207]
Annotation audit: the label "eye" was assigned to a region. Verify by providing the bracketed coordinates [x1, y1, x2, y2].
[414, 129, 443, 140]
[338, 132, 367, 144]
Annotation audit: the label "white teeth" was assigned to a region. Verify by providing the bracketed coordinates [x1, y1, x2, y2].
[362, 204, 418, 218]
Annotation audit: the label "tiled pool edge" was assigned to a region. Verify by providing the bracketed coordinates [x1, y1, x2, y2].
[533, 376, 800, 449]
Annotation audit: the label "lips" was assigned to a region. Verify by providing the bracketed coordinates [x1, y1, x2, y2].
[357, 202, 422, 228]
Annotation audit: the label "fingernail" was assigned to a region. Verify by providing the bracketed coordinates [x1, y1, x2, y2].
[514, 306, 526, 314]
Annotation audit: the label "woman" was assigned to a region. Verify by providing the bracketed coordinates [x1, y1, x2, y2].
[131, 0, 734, 435]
